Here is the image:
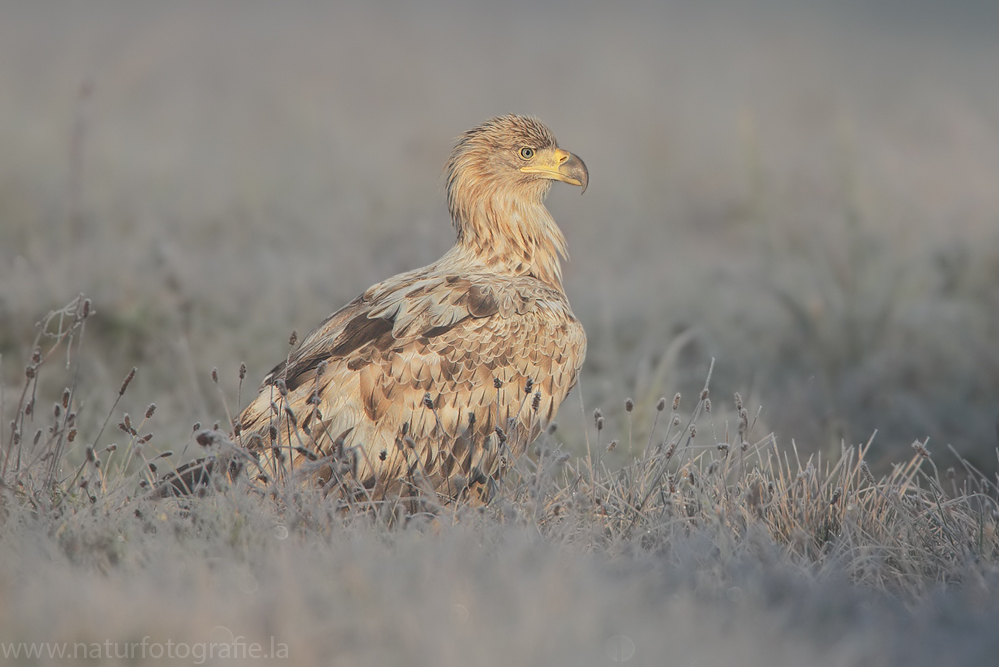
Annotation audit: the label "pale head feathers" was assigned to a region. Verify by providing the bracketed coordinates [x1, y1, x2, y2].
[443, 115, 574, 289]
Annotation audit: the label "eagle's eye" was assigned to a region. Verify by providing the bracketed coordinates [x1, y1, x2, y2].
[519, 147, 535, 160]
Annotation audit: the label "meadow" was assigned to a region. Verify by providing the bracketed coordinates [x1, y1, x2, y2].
[2, 1, 999, 664]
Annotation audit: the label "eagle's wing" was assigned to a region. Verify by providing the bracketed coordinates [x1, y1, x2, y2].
[237, 270, 585, 500]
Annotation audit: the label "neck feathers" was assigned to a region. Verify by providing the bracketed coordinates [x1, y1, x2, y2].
[446, 163, 568, 290]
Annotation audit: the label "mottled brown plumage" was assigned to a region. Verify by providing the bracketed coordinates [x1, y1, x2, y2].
[233, 115, 588, 503]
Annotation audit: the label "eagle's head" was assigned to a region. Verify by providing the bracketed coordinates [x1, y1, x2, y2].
[444, 115, 587, 231]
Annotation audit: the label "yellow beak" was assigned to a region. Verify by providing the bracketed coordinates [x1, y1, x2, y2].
[520, 148, 589, 193]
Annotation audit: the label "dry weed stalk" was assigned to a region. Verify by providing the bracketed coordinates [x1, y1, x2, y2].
[2, 299, 997, 597]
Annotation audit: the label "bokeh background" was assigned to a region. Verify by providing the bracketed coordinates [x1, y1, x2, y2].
[2, 0, 998, 472]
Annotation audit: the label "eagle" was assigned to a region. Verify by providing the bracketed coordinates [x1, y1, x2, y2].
[171, 115, 587, 505]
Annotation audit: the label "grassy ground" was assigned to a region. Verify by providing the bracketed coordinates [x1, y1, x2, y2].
[2, 297, 999, 666]
[2, 1, 999, 664]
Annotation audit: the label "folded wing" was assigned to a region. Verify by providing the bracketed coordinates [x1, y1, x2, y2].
[238, 270, 585, 501]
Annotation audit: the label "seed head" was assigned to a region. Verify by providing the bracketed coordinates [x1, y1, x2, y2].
[673, 393, 681, 411]
[423, 392, 434, 410]
[295, 446, 318, 461]
[62, 389, 71, 409]
[860, 461, 875, 484]
[700, 388, 709, 401]
[524, 378, 534, 394]
[704, 398, 711, 413]
[119, 367, 136, 396]
[494, 378, 503, 389]
[275, 379, 288, 397]
[606, 439, 618, 452]
[911, 440, 931, 459]
[289, 330, 298, 346]
[211, 367, 219, 383]
[625, 398, 634, 412]
[734, 392, 743, 411]
[145, 403, 156, 419]
[656, 397, 667, 412]
[663, 439, 677, 459]
[532, 390, 541, 412]
[239, 362, 247, 380]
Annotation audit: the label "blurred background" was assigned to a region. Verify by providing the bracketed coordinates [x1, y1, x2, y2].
[1, 0, 997, 473]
